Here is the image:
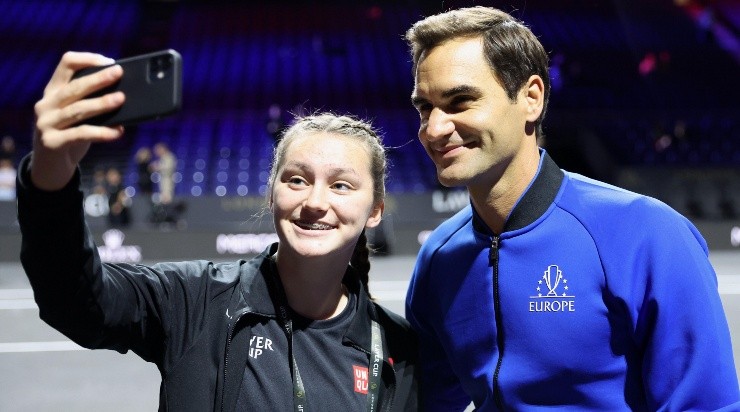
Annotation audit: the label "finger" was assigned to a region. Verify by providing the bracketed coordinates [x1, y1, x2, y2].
[58, 89, 125, 129]
[50, 64, 124, 110]
[36, 62, 123, 128]
[67, 124, 125, 143]
[38, 124, 125, 150]
[38, 90, 125, 131]
[44, 51, 115, 94]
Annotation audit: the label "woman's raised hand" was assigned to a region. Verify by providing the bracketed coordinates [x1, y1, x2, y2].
[31, 51, 126, 191]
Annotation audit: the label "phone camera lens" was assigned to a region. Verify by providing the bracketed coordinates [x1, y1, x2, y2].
[149, 54, 173, 81]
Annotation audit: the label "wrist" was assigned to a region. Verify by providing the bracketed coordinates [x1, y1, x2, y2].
[29, 151, 76, 191]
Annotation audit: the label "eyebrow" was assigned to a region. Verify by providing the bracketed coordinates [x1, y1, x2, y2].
[411, 84, 484, 106]
[283, 161, 360, 177]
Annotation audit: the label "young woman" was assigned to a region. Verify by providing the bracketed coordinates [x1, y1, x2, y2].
[18, 51, 418, 411]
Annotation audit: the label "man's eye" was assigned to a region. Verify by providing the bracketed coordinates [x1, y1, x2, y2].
[418, 104, 432, 113]
[451, 96, 473, 107]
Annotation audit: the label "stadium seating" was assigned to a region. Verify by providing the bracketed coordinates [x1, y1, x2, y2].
[0, 0, 737, 219]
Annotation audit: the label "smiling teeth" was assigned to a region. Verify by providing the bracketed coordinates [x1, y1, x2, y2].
[298, 222, 332, 230]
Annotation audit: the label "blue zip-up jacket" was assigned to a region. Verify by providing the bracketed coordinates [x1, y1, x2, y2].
[406, 151, 740, 411]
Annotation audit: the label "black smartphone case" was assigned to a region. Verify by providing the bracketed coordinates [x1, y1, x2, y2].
[72, 49, 182, 126]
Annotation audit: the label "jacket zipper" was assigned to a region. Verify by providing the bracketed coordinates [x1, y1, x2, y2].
[221, 310, 247, 412]
[490, 235, 505, 411]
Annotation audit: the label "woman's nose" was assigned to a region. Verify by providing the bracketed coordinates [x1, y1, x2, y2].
[303, 185, 329, 211]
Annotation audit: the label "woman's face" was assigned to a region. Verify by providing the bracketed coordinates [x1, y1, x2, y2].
[271, 132, 383, 260]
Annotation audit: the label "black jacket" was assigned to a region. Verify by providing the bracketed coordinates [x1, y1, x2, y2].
[17, 155, 419, 411]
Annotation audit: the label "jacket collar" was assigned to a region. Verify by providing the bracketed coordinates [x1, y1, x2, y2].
[231, 243, 380, 355]
[342, 267, 379, 354]
[228, 243, 281, 321]
[472, 149, 564, 235]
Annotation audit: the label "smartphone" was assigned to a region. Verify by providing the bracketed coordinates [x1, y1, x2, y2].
[72, 49, 182, 126]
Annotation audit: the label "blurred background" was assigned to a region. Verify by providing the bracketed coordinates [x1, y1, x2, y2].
[0, 0, 739, 254]
[0, 0, 738, 410]
[0, 0, 738, 258]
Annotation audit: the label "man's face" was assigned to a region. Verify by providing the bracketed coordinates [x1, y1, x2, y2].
[411, 37, 534, 190]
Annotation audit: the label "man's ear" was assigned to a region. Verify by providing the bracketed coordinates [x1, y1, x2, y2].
[524, 75, 545, 122]
[365, 201, 384, 228]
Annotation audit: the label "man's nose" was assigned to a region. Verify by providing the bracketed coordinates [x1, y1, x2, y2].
[423, 108, 455, 142]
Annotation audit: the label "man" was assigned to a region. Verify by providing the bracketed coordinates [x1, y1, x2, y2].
[153, 142, 176, 204]
[404, 6, 739, 411]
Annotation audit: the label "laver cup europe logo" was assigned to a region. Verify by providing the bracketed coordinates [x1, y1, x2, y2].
[529, 264, 575, 312]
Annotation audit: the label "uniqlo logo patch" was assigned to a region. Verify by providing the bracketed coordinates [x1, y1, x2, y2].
[353, 365, 368, 394]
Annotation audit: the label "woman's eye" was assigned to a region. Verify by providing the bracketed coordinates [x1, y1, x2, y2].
[332, 182, 351, 191]
[287, 176, 306, 186]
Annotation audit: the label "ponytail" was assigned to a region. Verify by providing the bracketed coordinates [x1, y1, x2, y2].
[350, 230, 373, 300]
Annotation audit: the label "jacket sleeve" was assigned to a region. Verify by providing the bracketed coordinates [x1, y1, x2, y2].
[613, 202, 740, 410]
[16, 154, 213, 366]
[405, 245, 471, 411]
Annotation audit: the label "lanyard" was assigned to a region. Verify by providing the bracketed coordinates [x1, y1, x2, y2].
[276, 299, 384, 412]
[277, 304, 307, 412]
[367, 319, 383, 412]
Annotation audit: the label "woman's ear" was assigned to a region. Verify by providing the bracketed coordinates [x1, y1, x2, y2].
[365, 201, 384, 228]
